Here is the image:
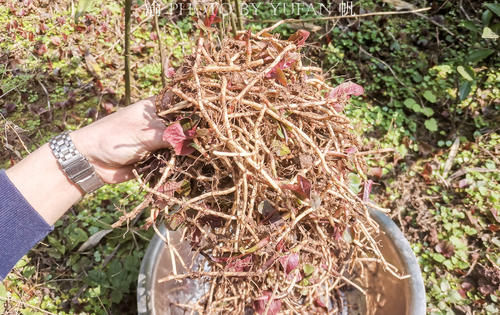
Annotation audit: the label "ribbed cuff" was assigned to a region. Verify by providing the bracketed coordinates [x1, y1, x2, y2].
[0, 169, 53, 280]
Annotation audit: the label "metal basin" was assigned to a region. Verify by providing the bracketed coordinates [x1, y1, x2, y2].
[137, 209, 426, 314]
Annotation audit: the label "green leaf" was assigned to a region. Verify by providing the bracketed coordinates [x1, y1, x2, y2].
[423, 90, 437, 103]
[75, 0, 96, 22]
[457, 66, 474, 81]
[461, 21, 479, 33]
[404, 98, 422, 113]
[69, 227, 88, 246]
[276, 126, 284, 139]
[0, 283, 7, 298]
[431, 252, 446, 263]
[348, 173, 361, 194]
[403, 98, 417, 107]
[47, 235, 66, 255]
[485, 3, 500, 17]
[424, 118, 438, 132]
[482, 26, 499, 39]
[459, 81, 472, 101]
[467, 48, 495, 63]
[421, 107, 434, 117]
[482, 9, 493, 25]
[271, 139, 290, 157]
[303, 264, 315, 276]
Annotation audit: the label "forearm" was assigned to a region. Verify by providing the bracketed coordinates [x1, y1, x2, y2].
[5, 142, 83, 225]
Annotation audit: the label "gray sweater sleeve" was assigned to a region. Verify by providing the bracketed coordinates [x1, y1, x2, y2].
[0, 169, 53, 280]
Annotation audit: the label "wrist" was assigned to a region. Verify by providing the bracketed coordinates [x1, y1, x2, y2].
[49, 131, 104, 193]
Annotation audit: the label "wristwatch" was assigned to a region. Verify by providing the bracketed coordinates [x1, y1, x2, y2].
[49, 131, 104, 193]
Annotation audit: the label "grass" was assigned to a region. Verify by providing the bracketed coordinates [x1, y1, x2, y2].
[0, 0, 498, 314]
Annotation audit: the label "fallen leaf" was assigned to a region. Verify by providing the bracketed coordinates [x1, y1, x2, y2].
[77, 229, 112, 252]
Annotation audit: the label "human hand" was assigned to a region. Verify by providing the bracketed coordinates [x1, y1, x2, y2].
[71, 97, 167, 184]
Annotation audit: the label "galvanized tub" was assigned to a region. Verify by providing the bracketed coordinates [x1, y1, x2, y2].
[137, 208, 426, 314]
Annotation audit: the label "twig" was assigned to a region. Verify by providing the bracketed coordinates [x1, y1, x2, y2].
[252, 8, 431, 24]
[158, 271, 260, 283]
[36, 78, 52, 120]
[124, 0, 132, 105]
[153, 8, 167, 87]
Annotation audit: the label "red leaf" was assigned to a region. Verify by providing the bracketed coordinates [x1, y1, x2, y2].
[38, 22, 48, 34]
[227, 255, 253, 272]
[279, 253, 299, 274]
[162, 122, 195, 155]
[36, 44, 47, 56]
[204, 7, 220, 27]
[314, 297, 327, 309]
[288, 30, 310, 47]
[282, 175, 311, 199]
[254, 291, 282, 315]
[265, 59, 295, 79]
[56, 16, 65, 26]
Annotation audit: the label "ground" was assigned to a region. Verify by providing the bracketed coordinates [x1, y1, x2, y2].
[0, 0, 498, 314]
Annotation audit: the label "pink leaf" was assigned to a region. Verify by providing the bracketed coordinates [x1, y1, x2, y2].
[345, 147, 358, 155]
[254, 291, 282, 315]
[265, 59, 296, 78]
[162, 122, 195, 155]
[165, 67, 175, 78]
[279, 253, 299, 274]
[327, 82, 364, 112]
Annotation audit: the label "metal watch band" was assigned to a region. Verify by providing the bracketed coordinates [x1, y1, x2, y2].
[49, 131, 104, 193]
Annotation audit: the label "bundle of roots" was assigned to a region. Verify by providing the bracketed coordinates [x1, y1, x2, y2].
[114, 24, 395, 314]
